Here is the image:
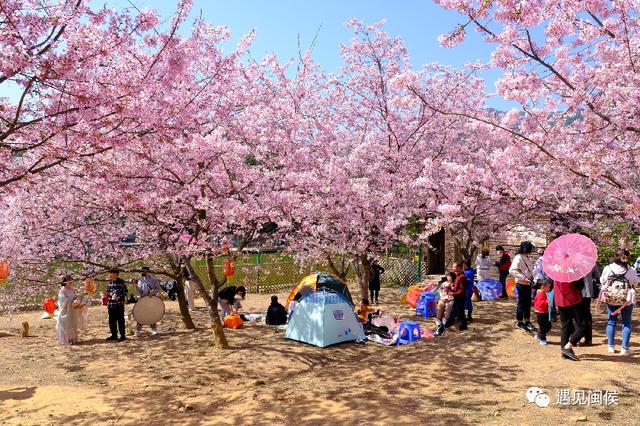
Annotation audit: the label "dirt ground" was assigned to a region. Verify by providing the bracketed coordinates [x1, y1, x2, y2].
[1, 288, 639, 426]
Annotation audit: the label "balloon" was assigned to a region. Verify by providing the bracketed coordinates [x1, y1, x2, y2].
[223, 258, 235, 277]
[43, 297, 56, 315]
[84, 278, 96, 295]
[0, 260, 8, 280]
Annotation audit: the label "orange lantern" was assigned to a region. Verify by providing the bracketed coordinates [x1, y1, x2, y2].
[43, 298, 56, 316]
[84, 278, 96, 295]
[223, 258, 235, 277]
[0, 260, 8, 280]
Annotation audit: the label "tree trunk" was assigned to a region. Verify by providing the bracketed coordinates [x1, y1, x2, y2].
[326, 254, 351, 281]
[355, 254, 372, 301]
[175, 273, 195, 330]
[184, 256, 229, 349]
[166, 255, 196, 330]
[205, 253, 229, 349]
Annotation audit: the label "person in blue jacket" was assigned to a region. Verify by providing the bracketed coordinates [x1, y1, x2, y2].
[463, 260, 476, 323]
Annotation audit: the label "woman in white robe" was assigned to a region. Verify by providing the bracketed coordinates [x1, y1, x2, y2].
[184, 270, 195, 310]
[475, 249, 492, 281]
[55, 276, 79, 345]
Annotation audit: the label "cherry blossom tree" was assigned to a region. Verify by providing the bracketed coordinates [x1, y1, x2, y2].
[0, 0, 246, 193]
[284, 21, 497, 298]
[435, 0, 640, 223]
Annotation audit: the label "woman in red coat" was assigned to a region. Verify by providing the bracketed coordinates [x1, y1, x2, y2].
[554, 278, 587, 361]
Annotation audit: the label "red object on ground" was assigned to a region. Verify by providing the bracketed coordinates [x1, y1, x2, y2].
[406, 289, 422, 308]
[224, 314, 243, 329]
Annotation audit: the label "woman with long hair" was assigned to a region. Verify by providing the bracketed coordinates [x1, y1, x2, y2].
[55, 275, 79, 345]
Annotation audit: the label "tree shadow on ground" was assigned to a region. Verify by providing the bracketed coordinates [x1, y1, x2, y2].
[0, 387, 36, 402]
[3, 288, 640, 425]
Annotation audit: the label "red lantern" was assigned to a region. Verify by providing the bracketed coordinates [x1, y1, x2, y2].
[43, 298, 56, 315]
[84, 278, 96, 295]
[223, 258, 235, 277]
[0, 260, 8, 280]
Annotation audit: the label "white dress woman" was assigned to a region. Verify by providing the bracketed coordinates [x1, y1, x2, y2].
[184, 277, 195, 310]
[55, 278, 79, 345]
[476, 249, 492, 281]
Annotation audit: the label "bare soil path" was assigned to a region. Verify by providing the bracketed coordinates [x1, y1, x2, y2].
[1, 289, 639, 425]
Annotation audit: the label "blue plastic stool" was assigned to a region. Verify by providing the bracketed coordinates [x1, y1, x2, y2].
[416, 292, 437, 318]
[397, 321, 422, 345]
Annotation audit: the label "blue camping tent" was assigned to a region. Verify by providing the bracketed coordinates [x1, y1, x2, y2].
[285, 290, 365, 348]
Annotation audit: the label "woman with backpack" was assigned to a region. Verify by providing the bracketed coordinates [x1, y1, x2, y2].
[599, 249, 639, 355]
[510, 241, 535, 332]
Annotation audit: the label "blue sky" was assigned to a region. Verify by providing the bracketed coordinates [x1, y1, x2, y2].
[120, 0, 511, 109]
[5, 1, 513, 109]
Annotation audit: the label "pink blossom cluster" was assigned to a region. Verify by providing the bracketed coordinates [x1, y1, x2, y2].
[1, 1, 638, 309]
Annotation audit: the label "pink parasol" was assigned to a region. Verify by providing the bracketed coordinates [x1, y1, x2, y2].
[543, 233, 597, 282]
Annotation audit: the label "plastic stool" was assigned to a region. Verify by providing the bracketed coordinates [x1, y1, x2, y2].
[416, 292, 437, 318]
[397, 321, 422, 345]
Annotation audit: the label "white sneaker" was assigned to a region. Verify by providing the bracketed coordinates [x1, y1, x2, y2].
[534, 334, 540, 341]
[621, 347, 634, 356]
[607, 345, 615, 353]
[151, 329, 158, 336]
[133, 330, 141, 338]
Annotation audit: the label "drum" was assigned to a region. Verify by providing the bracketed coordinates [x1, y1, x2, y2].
[133, 296, 165, 325]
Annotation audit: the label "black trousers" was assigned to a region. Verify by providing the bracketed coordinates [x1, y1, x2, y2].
[369, 288, 379, 303]
[444, 296, 467, 330]
[108, 305, 126, 338]
[499, 270, 509, 297]
[558, 304, 586, 347]
[516, 284, 532, 323]
[536, 313, 552, 340]
[579, 297, 593, 343]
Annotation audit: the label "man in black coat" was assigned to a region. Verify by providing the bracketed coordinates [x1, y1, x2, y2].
[265, 295, 287, 325]
[369, 260, 385, 304]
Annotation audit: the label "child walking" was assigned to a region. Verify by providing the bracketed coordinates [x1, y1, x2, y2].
[534, 281, 552, 345]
